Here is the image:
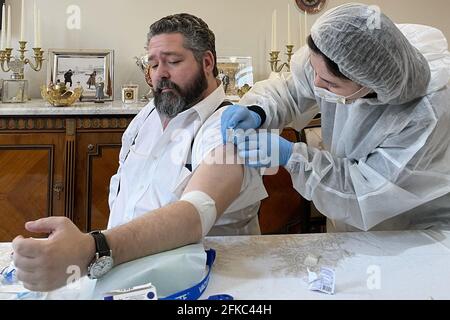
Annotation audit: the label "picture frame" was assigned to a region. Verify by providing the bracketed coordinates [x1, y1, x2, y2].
[47, 49, 114, 101]
[217, 56, 254, 101]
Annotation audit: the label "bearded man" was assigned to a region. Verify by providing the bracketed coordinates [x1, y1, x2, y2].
[12, 13, 267, 292]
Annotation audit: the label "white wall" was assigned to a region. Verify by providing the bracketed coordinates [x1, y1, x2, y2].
[2, 0, 450, 99]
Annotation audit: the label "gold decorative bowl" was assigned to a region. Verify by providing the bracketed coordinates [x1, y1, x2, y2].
[41, 83, 83, 107]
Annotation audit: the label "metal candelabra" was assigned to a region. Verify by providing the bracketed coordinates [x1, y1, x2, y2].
[0, 41, 44, 79]
[269, 45, 294, 73]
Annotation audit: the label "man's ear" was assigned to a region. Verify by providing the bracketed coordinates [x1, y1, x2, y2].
[203, 51, 215, 76]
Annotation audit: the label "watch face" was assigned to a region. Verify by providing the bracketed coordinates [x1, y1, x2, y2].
[89, 256, 114, 279]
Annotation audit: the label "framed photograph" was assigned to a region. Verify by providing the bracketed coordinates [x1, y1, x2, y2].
[47, 49, 114, 101]
[217, 56, 254, 101]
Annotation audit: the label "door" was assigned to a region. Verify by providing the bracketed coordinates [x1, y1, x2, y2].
[0, 133, 65, 241]
[74, 129, 126, 232]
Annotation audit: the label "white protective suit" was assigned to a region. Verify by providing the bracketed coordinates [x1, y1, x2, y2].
[239, 4, 450, 231]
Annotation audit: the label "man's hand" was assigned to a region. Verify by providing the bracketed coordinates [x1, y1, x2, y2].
[235, 132, 294, 168]
[221, 105, 262, 144]
[12, 217, 95, 292]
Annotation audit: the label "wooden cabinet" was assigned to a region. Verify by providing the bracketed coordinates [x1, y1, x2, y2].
[0, 109, 138, 241]
[0, 126, 65, 240]
[73, 124, 126, 232]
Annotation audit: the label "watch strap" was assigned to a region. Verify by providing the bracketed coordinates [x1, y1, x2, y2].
[90, 231, 111, 257]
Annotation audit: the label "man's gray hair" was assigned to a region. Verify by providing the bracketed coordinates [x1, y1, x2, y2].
[147, 13, 218, 77]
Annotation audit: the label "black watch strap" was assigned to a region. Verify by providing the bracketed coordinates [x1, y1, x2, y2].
[90, 231, 111, 257]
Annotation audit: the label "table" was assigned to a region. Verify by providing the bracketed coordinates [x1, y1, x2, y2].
[202, 230, 450, 300]
[1, 230, 450, 300]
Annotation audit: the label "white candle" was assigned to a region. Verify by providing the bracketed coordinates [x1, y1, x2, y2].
[34, 0, 38, 47]
[1, 4, 5, 50]
[271, 11, 274, 51]
[305, 11, 308, 41]
[287, 4, 291, 45]
[37, 9, 41, 48]
[20, 0, 25, 41]
[271, 10, 277, 51]
[6, 5, 11, 48]
[299, 12, 302, 47]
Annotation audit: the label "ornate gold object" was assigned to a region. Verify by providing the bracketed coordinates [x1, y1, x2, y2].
[134, 54, 153, 101]
[269, 45, 294, 73]
[237, 84, 252, 98]
[41, 82, 83, 107]
[0, 41, 44, 103]
[0, 41, 44, 79]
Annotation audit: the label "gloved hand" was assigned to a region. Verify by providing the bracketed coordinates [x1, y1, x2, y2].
[234, 132, 294, 168]
[221, 105, 262, 144]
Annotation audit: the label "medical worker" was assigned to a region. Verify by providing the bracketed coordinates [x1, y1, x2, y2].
[221, 3, 450, 231]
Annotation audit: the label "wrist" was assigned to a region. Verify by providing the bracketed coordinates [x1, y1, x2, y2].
[281, 141, 295, 167]
[287, 142, 294, 159]
[81, 233, 96, 276]
[86, 231, 114, 279]
[249, 111, 262, 128]
[285, 142, 303, 168]
[247, 105, 266, 127]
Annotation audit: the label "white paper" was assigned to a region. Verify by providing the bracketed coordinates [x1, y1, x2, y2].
[308, 267, 335, 295]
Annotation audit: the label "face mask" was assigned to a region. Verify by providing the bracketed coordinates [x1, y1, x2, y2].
[314, 86, 373, 105]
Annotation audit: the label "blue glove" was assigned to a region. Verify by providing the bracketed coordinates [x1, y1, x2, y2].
[234, 132, 294, 168]
[221, 105, 262, 144]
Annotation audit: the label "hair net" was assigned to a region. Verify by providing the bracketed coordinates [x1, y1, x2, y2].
[310, 3, 431, 104]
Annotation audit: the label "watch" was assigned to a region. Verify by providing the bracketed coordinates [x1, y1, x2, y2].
[87, 231, 114, 279]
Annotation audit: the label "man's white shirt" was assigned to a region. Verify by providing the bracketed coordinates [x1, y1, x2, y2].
[107, 84, 268, 235]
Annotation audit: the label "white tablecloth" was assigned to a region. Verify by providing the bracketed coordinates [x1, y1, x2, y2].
[202, 230, 450, 300]
[2, 230, 450, 300]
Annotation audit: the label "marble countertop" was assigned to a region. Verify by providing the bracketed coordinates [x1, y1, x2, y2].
[0, 99, 148, 116]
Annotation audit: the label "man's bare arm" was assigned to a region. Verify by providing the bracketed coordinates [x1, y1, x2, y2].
[104, 144, 243, 265]
[12, 144, 242, 291]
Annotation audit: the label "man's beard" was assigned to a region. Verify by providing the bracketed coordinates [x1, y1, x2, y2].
[153, 67, 208, 118]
